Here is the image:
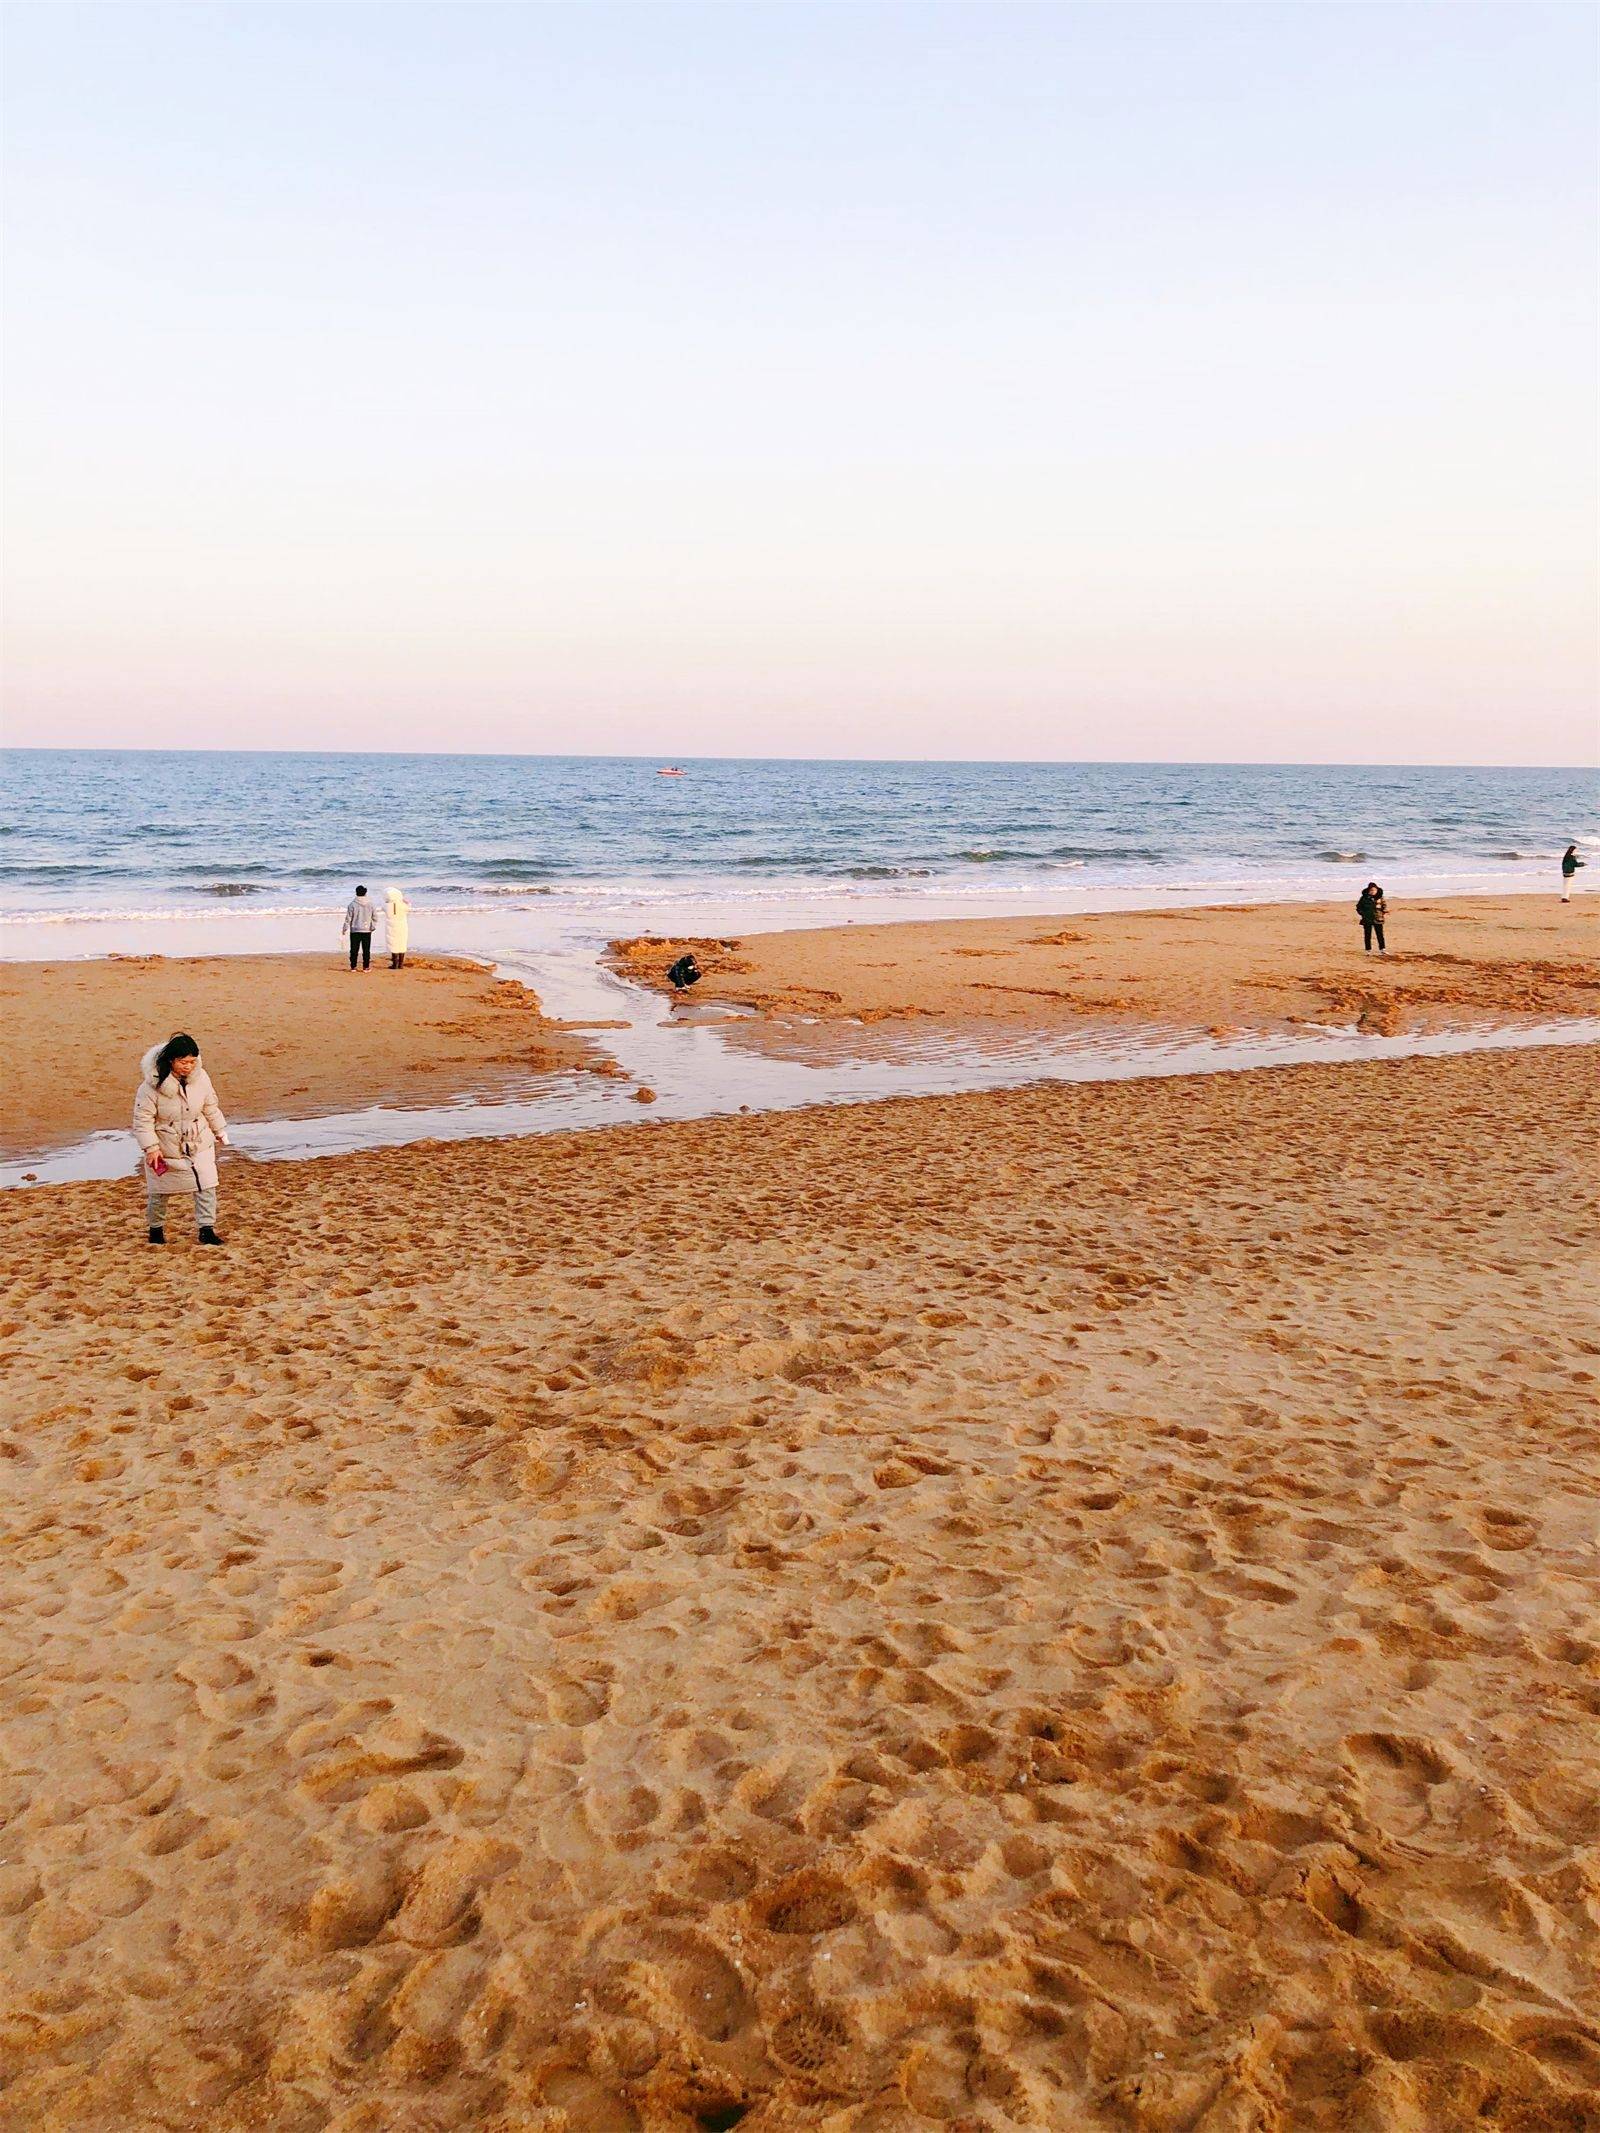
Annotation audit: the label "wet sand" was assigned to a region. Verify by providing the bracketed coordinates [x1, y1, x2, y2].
[2, 1045, 1597, 2131]
[0, 954, 600, 1157]
[614, 894, 1600, 1044]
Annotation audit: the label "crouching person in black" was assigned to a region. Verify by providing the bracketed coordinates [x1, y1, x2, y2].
[666, 951, 702, 998]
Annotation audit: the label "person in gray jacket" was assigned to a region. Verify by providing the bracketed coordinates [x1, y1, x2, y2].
[342, 884, 379, 969]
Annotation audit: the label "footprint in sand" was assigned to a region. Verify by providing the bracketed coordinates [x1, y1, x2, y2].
[1343, 1730, 1455, 1838]
[751, 1868, 858, 1936]
[764, 1992, 857, 2090]
[603, 1922, 756, 2045]
[1472, 1504, 1539, 1551]
[391, 1832, 520, 1948]
[293, 1709, 464, 1808]
[303, 1857, 409, 1951]
[544, 1674, 611, 1725]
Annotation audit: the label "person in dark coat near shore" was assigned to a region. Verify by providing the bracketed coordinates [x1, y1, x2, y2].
[1356, 882, 1387, 954]
[1561, 844, 1584, 901]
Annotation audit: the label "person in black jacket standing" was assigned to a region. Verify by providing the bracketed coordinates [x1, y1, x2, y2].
[1561, 845, 1584, 902]
[1356, 882, 1386, 954]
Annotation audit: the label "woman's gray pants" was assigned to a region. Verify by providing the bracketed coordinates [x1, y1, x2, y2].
[148, 1186, 218, 1230]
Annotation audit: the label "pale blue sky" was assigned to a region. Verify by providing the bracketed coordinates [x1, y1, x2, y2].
[4, 2, 1595, 762]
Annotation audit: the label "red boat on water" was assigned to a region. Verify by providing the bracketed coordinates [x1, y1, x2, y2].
[656, 766, 686, 777]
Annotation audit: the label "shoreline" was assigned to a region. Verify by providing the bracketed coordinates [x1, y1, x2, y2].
[2, 875, 1589, 970]
[3, 1046, 1596, 2127]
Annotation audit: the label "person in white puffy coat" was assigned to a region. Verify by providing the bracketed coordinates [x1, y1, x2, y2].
[384, 886, 411, 969]
[133, 1033, 230, 1246]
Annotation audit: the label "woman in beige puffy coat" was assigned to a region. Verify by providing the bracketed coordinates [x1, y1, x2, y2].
[133, 1033, 230, 1246]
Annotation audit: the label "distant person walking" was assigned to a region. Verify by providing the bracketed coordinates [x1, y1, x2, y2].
[134, 1033, 229, 1246]
[343, 884, 379, 969]
[1561, 844, 1584, 901]
[385, 885, 411, 969]
[1357, 881, 1387, 954]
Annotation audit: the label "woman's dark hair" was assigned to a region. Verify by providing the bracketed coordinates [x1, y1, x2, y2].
[155, 1033, 200, 1085]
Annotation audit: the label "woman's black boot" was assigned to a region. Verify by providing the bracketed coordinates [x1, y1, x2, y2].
[198, 1226, 223, 1247]
[148, 1226, 166, 1245]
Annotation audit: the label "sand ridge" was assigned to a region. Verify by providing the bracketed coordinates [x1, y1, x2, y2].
[1, 1048, 1597, 2129]
[611, 896, 1600, 1047]
[0, 954, 603, 1158]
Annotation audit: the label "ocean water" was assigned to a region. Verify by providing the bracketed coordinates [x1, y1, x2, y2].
[2, 751, 1595, 929]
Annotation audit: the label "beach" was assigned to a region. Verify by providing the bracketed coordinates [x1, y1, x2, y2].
[6, 0, 1597, 2113]
[614, 894, 1600, 1047]
[2, 1021, 1597, 2128]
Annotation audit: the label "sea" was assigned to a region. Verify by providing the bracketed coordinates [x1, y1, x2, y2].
[3, 752, 1594, 939]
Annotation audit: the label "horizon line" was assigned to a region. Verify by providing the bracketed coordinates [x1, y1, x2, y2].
[2, 745, 1594, 775]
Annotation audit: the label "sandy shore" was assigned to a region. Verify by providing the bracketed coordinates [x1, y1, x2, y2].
[614, 895, 1600, 1045]
[0, 954, 603, 1157]
[2, 1045, 1596, 2130]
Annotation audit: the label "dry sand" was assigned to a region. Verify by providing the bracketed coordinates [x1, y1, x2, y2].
[0, 955, 601, 1157]
[2, 1045, 1597, 2131]
[613, 896, 1600, 1045]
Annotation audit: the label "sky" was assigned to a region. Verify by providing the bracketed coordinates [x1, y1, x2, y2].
[2, 1, 1596, 765]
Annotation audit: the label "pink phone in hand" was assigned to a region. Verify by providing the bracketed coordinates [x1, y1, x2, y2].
[150, 1153, 169, 1175]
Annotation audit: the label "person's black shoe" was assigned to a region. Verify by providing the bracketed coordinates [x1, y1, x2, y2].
[148, 1226, 166, 1246]
[197, 1226, 224, 1246]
